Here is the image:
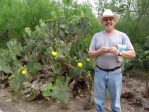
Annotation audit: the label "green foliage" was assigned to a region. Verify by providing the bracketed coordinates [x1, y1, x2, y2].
[0, 39, 22, 74]
[0, 39, 30, 92]
[43, 76, 70, 106]
[124, 37, 149, 76]
[9, 66, 30, 93]
[140, 37, 149, 73]
[0, 0, 95, 48]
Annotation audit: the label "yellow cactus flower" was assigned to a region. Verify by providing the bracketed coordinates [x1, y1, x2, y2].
[78, 62, 83, 68]
[22, 70, 27, 75]
[52, 51, 57, 57]
[86, 58, 90, 61]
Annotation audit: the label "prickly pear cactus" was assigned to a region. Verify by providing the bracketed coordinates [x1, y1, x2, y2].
[0, 16, 94, 105]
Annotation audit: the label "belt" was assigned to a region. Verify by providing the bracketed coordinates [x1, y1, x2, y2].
[96, 65, 121, 72]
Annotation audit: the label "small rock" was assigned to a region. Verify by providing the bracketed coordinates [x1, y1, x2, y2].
[121, 92, 134, 99]
[0, 108, 3, 112]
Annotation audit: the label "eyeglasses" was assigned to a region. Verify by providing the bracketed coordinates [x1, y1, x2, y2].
[103, 17, 114, 22]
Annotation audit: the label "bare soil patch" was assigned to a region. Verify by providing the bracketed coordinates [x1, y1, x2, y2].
[0, 72, 149, 112]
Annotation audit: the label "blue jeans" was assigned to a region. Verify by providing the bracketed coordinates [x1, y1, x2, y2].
[94, 67, 122, 112]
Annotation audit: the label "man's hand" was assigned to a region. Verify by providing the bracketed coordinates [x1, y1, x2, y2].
[88, 47, 110, 57]
[99, 47, 110, 54]
[109, 47, 119, 55]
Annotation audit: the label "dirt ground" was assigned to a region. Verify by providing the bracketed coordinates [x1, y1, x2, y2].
[0, 72, 149, 112]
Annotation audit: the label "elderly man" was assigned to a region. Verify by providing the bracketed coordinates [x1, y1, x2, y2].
[88, 9, 136, 112]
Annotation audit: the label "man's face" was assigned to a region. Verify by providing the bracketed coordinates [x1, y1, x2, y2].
[102, 17, 116, 32]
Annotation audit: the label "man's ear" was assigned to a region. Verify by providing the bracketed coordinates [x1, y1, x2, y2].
[113, 20, 116, 24]
[101, 20, 104, 25]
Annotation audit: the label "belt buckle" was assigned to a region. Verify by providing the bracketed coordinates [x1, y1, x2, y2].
[107, 69, 111, 72]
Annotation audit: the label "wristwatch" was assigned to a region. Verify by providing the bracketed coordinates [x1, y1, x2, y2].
[119, 51, 122, 56]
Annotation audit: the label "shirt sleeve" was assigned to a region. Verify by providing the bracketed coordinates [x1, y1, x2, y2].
[122, 33, 134, 50]
[89, 34, 97, 51]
